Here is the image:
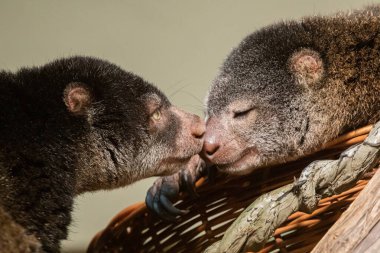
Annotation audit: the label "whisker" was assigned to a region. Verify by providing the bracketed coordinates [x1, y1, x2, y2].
[178, 90, 204, 105]
[168, 83, 190, 98]
[167, 79, 185, 91]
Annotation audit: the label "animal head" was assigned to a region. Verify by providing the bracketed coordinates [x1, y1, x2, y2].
[38, 56, 205, 191]
[202, 9, 380, 175]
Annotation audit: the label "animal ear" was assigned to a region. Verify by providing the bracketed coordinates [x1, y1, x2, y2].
[289, 48, 324, 87]
[63, 82, 93, 115]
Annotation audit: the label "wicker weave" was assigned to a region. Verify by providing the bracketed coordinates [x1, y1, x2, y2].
[87, 125, 375, 253]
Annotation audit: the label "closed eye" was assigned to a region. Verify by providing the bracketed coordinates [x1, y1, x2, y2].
[233, 108, 255, 118]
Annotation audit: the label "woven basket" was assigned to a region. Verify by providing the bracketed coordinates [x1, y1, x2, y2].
[88, 125, 376, 253]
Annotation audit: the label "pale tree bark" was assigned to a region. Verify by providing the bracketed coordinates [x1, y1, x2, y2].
[312, 169, 380, 253]
[205, 122, 380, 253]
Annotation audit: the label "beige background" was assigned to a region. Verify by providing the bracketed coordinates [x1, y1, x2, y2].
[0, 0, 378, 252]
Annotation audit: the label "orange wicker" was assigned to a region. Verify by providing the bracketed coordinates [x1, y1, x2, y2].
[87, 125, 376, 253]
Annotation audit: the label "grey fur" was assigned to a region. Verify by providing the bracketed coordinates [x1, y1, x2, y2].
[204, 5, 380, 175]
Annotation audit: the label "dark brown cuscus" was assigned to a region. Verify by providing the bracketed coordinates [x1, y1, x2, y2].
[0, 56, 205, 252]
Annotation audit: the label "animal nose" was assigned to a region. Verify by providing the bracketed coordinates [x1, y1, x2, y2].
[201, 116, 222, 162]
[191, 116, 205, 139]
[202, 139, 220, 157]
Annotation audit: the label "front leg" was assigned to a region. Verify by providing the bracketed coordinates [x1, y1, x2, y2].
[0, 206, 42, 253]
[146, 155, 213, 221]
[2, 156, 75, 253]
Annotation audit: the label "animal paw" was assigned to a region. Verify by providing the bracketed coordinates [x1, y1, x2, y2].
[145, 155, 213, 221]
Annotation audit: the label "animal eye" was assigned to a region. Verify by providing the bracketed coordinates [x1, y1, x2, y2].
[151, 110, 161, 121]
[233, 108, 254, 118]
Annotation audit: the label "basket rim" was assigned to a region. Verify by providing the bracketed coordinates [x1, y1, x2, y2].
[87, 124, 373, 252]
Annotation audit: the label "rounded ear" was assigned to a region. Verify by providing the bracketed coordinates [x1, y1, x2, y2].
[289, 48, 324, 87]
[63, 82, 93, 115]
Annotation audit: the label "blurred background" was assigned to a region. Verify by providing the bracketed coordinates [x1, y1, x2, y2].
[0, 0, 378, 252]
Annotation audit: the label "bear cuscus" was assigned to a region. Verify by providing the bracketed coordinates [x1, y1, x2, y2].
[0, 56, 205, 252]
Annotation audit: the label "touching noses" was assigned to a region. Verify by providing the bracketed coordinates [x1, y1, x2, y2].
[201, 118, 222, 162]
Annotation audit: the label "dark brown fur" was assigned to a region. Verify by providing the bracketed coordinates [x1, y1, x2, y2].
[0, 206, 42, 253]
[0, 56, 204, 252]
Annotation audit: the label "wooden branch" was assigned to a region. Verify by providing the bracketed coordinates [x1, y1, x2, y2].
[311, 169, 380, 253]
[205, 122, 380, 253]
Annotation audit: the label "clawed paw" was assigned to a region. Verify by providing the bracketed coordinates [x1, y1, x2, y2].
[146, 155, 215, 221]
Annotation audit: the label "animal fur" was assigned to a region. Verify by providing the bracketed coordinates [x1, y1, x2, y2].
[203, 5, 380, 175]
[0, 56, 204, 252]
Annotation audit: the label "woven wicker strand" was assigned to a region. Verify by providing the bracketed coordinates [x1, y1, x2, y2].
[87, 125, 374, 253]
[206, 121, 380, 252]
